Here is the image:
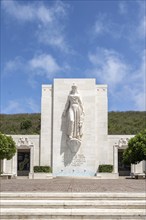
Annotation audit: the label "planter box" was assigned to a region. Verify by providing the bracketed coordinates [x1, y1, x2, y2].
[29, 173, 53, 179]
[96, 173, 119, 179]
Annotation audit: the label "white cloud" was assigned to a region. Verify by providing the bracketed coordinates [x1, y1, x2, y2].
[88, 48, 129, 87]
[29, 54, 61, 78]
[91, 14, 125, 40]
[93, 15, 108, 35]
[2, 0, 35, 22]
[133, 91, 145, 111]
[3, 57, 24, 74]
[2, 0, 69, 51]
[118, 1, 127, 14]
[2, 100, 24, 114]
[133, 50, 145, 81]
[4, 53, 61, 78]
[3, 53, 63, 87]
[36, 26, 68, 52]
[137, 16, 146, 39]
[88, 47, 145, 111]
[2, 98, 40, 114]
[36, 5, 53, 24]
[130, 50, 145, 110]
[2, 0, 54, 23]
[91, 1, 145, 53]
[124, 1, 145, 52]
[92, 14, 109, 36]
[26, 98, 40, 112]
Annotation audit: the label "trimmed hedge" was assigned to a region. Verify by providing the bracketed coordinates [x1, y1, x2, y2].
[34, 166, 52, 173]
[98, 164, 113, 173]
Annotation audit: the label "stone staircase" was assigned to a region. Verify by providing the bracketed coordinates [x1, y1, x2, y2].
[1, 192, 146, 220]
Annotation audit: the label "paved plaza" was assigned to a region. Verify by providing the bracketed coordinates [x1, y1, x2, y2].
[1, 178, 146, 192]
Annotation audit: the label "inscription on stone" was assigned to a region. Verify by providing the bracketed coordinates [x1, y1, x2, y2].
[71, 154, 86, 167]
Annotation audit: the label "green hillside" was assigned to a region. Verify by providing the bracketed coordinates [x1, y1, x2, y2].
[0, 113, 41, 135]
[0, 112, 145, 135]
[108, 111, 146, 134]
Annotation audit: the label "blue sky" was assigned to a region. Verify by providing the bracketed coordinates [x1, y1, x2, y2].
[1, 0, 145, 113]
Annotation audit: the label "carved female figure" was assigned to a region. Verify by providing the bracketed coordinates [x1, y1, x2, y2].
[63, 84, 84, 140]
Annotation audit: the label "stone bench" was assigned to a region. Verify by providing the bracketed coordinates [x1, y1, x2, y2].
[131, 173, 146, 179]
[0, 173, 16, 179]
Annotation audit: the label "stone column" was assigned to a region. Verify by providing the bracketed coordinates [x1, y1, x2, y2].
[11, 157, 14, 174]
[15, 150, 18, 176]
[11, 151, 17, 175]
[3, 159, 6, 173]
[13, 153, 17, 176]
[29, 145, 34, 178]
[113, 145, 118, 173]
[143, 160, 146, 172]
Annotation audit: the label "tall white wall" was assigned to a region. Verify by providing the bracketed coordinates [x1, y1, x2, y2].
[96, 85, 108, 168]
[53, 79, 97, 176]
[40, 85, 52, 166]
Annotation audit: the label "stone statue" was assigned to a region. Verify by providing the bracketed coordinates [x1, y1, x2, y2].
[63, 84, 84, 142]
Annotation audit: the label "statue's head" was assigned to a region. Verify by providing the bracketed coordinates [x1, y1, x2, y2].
[71, 83, 77, 91]
[70, 83, 79, 94]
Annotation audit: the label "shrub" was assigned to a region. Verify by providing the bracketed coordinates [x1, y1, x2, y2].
[123, 129, 146, 165]
[34, 166, 52, 173]
[20, 120, 32, 130]
[98, 164, 113, 173]
[0, 132, 16, 160]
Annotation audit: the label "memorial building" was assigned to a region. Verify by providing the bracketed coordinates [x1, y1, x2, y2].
[2, 79, 145, 178]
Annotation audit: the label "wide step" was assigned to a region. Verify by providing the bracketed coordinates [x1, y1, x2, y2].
[1, 199, 145, 209]
[1, 192, 146, 220]
[1, 208, 145, 220]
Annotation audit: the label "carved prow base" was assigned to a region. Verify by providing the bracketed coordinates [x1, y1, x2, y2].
[67, 138, 81, 153]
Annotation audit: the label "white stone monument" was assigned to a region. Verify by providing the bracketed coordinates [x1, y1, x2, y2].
[41, 79, 108, 177]
[2, 78, 145, 178]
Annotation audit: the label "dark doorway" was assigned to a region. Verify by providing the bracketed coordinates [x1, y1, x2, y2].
[17, 149, 30, 176]
[118, 149, 131, 176]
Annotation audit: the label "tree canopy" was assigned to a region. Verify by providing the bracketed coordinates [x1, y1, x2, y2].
[0, 132, 16, 160]
[123, 130, 146, 165]
[20, 119, 32, 130]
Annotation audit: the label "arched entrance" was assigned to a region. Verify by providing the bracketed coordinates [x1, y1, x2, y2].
[118, 149, 131, 176]
[17, 137, 34, 177]
[113, 137, 131, 176]
[17, 149, 30, 176]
